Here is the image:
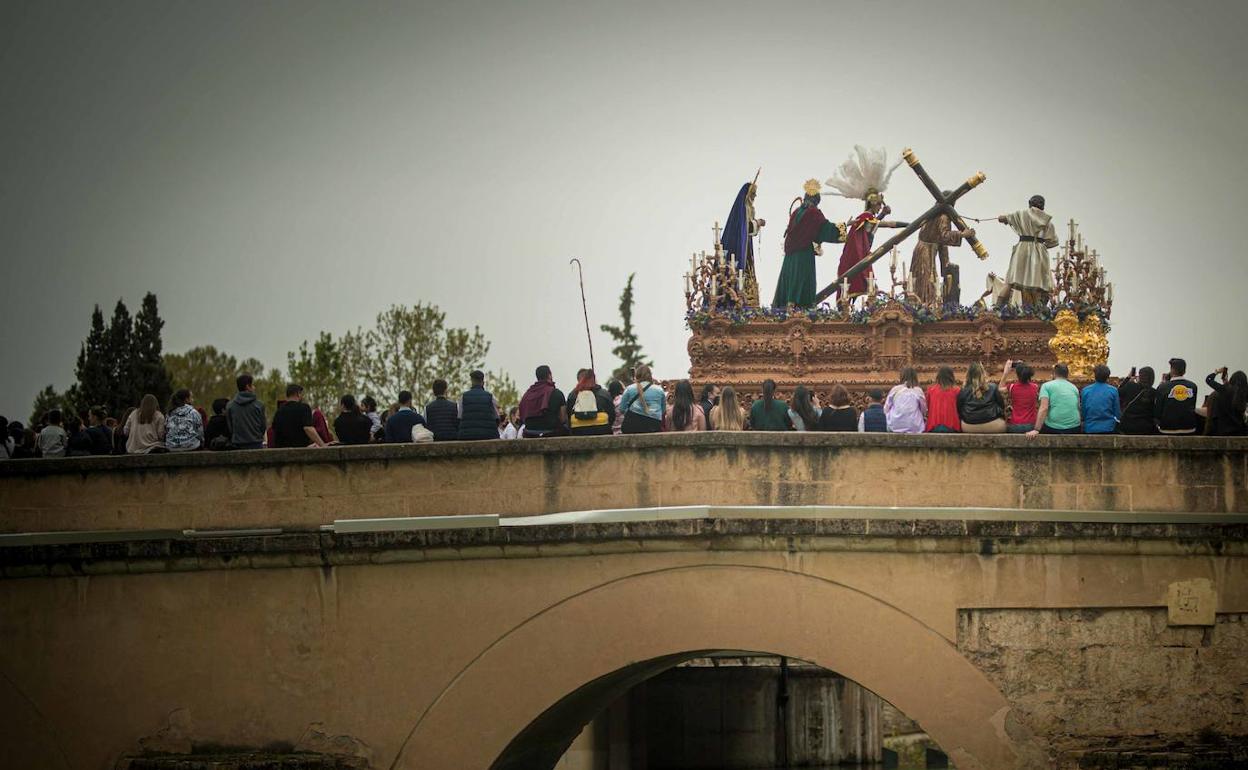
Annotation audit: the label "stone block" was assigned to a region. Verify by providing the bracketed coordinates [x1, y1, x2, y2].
[1075, 483, 1131, 511]
[835, 482, 897, 507]
[1166, 578, 1216, 626]
[1050, 452, 1103, 485]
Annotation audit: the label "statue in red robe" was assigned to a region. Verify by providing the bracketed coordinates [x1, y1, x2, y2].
[834, 191, 905, 299]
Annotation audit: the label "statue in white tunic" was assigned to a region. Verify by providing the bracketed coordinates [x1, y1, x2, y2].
[998, 194, 1059, 306]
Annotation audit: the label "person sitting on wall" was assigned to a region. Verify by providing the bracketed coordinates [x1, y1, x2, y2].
[1026, 364, 1082, 437]
[749, 379, 792, 431]
[858, 389, 888, 433]
[884, 368, 926, 434]
[925, 367, 961, 433]
[816, 384, 857, 432]
[1080, 364, 1120, 435]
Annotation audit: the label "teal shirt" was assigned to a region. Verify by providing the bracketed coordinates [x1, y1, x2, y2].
[750, 399, 791, 430]
[1039, 378, 1081, 430]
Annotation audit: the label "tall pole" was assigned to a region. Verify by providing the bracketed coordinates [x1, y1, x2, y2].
[569, 258, 595, 372]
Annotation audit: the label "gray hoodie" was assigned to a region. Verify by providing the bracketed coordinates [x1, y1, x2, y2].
[226, 390, 267, 447]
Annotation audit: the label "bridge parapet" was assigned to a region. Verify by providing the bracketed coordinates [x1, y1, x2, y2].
[1, 433, 1245, 534]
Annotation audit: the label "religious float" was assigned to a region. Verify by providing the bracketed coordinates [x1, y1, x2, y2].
[685, 147, 1112, 404]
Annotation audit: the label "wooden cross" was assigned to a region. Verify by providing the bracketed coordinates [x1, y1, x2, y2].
[814, 148, 989, 304]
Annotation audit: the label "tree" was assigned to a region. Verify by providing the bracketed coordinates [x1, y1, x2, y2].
[599, 273, 651, 383]
[355, 303, 492, 404]
[133, 292, 173, 407]
[286, 332, 347, 415]
[486, 370, 519, 410]
[164, 346, 245, 406]
[29, 385, 65, 425]
[105, 300, 137, 415]
[73, 306, 111, 409]
[284, 303, 514, 412]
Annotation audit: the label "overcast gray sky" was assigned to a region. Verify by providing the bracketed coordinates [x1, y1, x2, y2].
[3, 0, 1247, 419]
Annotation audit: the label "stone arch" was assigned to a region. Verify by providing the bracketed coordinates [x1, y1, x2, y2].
[390, 564, 1031, 770]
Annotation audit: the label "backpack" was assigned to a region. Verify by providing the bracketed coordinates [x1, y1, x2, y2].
[570, 389, 607, 428]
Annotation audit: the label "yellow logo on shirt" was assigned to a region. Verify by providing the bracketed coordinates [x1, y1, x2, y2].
[1170, 384, 1192, 401]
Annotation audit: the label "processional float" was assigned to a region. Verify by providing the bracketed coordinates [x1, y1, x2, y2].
[684, 147, 1113, 404]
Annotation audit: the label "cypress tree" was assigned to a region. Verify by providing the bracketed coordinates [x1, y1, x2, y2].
[106, 299, 137, 414]
[132, 292, 173, 408]
[599, 273, 652, 383]
[73, 305, 112, 409]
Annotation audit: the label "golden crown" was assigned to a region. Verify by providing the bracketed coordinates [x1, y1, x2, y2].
[803, 179, 821, 197]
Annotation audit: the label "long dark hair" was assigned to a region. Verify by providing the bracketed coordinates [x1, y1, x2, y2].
[340, 394, 360, 414]
[1228, 371, 1248, 416]
[792, 385, 818, 428]
[672, 380, 695, 431]
[899, 367, 919, 388]
[936, 366, 956, 389]
[762, 379, 777, 408]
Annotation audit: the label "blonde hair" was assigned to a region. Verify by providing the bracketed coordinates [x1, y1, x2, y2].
[137, 394, 160, 425]
[712, 386, 745, 430]
[963, 362, 988, 398]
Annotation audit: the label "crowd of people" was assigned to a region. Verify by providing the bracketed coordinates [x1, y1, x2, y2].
[3, 357, 1245, 459]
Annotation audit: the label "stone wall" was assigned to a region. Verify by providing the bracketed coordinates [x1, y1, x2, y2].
[958, 608, 1248, 767]
[1, 434, 1246, 534]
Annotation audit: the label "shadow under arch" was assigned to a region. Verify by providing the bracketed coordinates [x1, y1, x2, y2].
[392, 564, 1031, 770]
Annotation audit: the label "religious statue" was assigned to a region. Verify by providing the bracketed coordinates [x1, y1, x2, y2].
[998, 194, 1058, 306]
[824, 147, 907, 301]
[720, 173, 765, 306]
[772, 179, 847, 308]
[910, 195, 974, 307]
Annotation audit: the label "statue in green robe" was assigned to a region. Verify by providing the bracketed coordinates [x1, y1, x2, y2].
[772, 179, 847, 308]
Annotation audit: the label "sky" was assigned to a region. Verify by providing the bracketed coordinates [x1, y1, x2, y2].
[2, 0, 1247, 419]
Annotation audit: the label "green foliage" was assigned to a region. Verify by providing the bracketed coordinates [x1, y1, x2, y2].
[105, 299, 137, 414]
[286, 332, 346, 415]
[73, 306, 111, 411]
[29, 385, 66, 425]
[486, 370, 519, 410]
[277, 303, 514, 412]
[599, 273, 651, 383]
[164, 346, 252, 406]
[133, 292, 173, 407]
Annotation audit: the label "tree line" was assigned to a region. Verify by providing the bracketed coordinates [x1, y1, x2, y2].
[31, 275, 651, 423]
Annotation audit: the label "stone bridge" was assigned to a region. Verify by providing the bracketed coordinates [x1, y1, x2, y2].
[1, 434, 1246, 770]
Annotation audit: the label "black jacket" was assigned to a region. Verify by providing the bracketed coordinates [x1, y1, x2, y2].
[1154, 378, 1199, 432]
[957, 384, 1005, 425]
[1116, 381, 1157, 435]
[1205, 373, 1247, 436]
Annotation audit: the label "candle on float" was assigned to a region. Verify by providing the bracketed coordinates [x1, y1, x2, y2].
[868, 276, 877, 296]
[891, 248, 898, 270]
[841, 277, 849, 299]
[691, 253, 698, 272]
[684, 273, 692, 294]
[711, 275, 718, 296]
[737, 270, 744, 293]
[1106, 282, 1113, 303]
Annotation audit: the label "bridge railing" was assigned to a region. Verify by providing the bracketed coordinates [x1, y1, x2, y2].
[1, 433, 1245, 535]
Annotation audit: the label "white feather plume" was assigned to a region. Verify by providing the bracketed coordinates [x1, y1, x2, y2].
[824, 145, 904, 200]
